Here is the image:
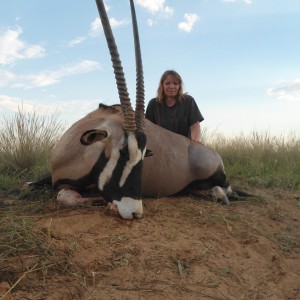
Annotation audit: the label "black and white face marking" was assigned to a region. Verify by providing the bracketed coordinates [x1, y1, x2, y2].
[119, 131, 147, 188]
[55, 127, 147, 219]
[99, 131, 147, 219]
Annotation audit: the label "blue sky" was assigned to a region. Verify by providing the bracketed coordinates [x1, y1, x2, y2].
[1, 0, 300, 137]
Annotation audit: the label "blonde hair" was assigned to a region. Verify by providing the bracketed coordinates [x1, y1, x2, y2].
[156, 70, 185, 103]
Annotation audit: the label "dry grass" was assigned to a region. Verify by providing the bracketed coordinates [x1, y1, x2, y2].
[0, 196, 91, 300]
[0, 106, 65, 186]
[205, 130, 300, 189]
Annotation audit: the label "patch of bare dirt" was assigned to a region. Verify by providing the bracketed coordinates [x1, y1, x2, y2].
[1, 189, 300, 300]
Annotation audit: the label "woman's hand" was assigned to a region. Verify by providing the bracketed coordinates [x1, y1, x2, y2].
[190, 122, 201, 143]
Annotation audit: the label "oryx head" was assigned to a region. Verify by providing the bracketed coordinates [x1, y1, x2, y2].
[80, 0, 146, 219]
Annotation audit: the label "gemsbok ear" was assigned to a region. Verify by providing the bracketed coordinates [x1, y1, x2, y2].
[80, 129, 108, 145]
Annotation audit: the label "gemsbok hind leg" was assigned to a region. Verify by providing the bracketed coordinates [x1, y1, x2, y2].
[210, 186, 233, 205]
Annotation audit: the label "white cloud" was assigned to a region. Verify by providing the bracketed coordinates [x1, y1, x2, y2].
[0, 94, 100, 127]
[68, 36, 86, 47]
[0, 95, 59, 115]
[147, 18, 157, 27]
[0, 70, 15, 87]
[1, 60, 101, 89]
[90, 18, 102, 36]
[136, 0, 165, 13]
[0, 95, 93, 115]
[178, 13, 199, 33]
[109, 17, 129, 28]
[136, 0, 173, 17]
[164, 6, 174, 16]
[222, 0, 253, 4]
[267, 79, 300, 102]
[25, 60, 101, 88]
[0, 26, 45, 66]
[53, 99, 100, 115]
[0, 95, 25, 112]
[90, 17, 128, 37]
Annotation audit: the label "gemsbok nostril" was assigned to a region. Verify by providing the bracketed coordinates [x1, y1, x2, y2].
[132, 212, 143, 220]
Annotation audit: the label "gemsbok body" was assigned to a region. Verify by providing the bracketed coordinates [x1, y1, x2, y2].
[27, 0, 237, 219]
[50, 104, 232, 206]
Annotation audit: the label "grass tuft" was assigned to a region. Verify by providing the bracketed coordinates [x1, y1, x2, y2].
[0, 106, 65, 189]
[206, 131, 300, 189]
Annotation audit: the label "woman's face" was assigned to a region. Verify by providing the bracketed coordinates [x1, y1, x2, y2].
[163, 75, 180, 98]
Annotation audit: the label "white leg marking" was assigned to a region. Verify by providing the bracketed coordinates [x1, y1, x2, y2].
[211, 186, 230, 205]
[211, 186, 225, 201]
[22, 182, 34, 189]
[57, 189, 90, 206]
[226, 186, 233, 196]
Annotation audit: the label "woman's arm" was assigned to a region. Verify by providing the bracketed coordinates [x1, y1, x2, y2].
[145, 99, 156, 123]
[190, 122, 201, 142]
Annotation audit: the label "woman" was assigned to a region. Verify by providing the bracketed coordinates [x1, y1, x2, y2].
[146, 70, 204, 142]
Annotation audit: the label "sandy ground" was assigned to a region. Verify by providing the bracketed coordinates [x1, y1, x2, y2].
[1, 188, 299, 300]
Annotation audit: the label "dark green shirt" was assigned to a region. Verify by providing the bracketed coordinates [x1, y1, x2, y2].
[146, 95, 204, 138]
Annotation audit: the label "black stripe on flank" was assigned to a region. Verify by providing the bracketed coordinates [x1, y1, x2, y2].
[183, 165, 229, 192]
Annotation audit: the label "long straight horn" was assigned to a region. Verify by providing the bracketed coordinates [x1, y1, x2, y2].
[129, 0, 145, 132]
[95, 0, 136, 131]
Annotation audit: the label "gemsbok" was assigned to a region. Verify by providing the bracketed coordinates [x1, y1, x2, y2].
[27, 0, 244, 219]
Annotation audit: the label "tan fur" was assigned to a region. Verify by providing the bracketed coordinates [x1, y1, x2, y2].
[142, 121, 223, 196]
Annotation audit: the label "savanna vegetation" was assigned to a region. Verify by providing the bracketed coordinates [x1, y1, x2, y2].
[1, 109, 299, 192]
[0, 108, 65, 191]
[0, 109, 299, 300]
